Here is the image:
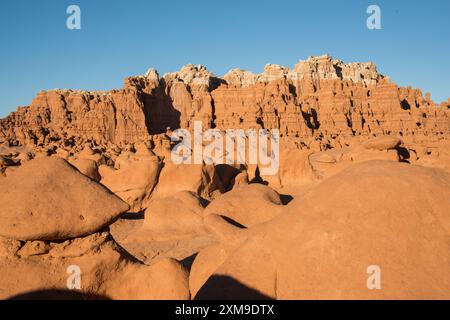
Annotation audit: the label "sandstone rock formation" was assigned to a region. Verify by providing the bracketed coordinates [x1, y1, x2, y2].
[99, 143, 162, 212]
[150, 160, 224, 201]
[0, 55, 449, 300]
[0, 157, 190, 300]
[1, 55, 448, 149]
[0, 231, 190, 299]
[203, 183, 283, 227]
[68, 158, 101, 181]
[142, 191, 208, 241]
[0, 157, 129, 241]
[194, 161, 450, 299]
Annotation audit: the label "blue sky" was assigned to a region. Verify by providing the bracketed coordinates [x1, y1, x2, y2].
[0, 0, 449, 117]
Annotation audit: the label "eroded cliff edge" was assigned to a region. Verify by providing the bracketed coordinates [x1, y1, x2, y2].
[1, 54, 449, 150]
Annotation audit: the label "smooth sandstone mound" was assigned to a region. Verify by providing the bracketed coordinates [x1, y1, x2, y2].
[189, 214, 249, 297]
[189, 242, 231, 298]
[195, 161, 450, 299]
[0, 156, 190, 301]
[142, 191, 208, 241]
[0, 231, 190, 300]
[204, 183, 283, 227]
[0, 157, 130, 241]
[102, 256, 190, 300]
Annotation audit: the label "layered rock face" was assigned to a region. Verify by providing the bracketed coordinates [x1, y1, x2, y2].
[0, 88, 151, 146]
[1, 54, 449, 148]
[214, 55, 450, 144]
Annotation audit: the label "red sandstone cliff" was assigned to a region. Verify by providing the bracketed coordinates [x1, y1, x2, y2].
[1, 54, 449, 148]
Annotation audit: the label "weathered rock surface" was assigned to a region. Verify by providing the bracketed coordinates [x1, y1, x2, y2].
[0, 55, 449, 300]
[1, 55, 448, 148]
[151, 160, 224, 201]
[194, 161, 450, 299]
[142, 191, 208, 241]
[68, 158, 101, 181]
[99, 143, 162, 212]
[204, 183, 283, 227]
[0, 231, 190, 300]
[0, 157, 129, 241]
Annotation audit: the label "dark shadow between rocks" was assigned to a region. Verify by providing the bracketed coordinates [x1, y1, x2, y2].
[400, 99, 411, 110]
[198, 196, 210, 208]
[396, 146, 411, 163]
[215, 164, 242, 191]
[280, 194, 294, 205]
[142, 79, 181, 135]
[249, 167, 269, 185]
[119, 211, 145, 220]
[8, 289, 110, 300]
[195, 275, 274, 300]
[220, 215, 247, 229]
[180, 252, 198, 271]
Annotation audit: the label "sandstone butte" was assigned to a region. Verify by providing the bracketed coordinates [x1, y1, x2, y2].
[1, 54, 449, 148]
[0, 54, 449, 300]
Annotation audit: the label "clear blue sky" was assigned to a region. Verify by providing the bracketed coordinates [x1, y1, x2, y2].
[1, 0, 449, 117]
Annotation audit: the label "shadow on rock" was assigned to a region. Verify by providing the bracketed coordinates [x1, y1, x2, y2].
[195, 275, 274, 300]
[8, 289, 110, 300]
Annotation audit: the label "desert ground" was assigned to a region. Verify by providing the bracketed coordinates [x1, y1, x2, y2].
[0, 55, 449, 299]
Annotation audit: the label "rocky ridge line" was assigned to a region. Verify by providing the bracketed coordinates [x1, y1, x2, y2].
[0, 54, 449, 150]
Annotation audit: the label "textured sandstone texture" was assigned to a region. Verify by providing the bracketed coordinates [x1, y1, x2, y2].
[0, 231, 190, 300]
[194, 161, 450, 299]
[0, 55, 449, 300]
[1, 54, 448, 149]
[0, 157, 129, 241]
[142, 191, 208, 241]
[0, 156, 190, 300]
[203, 183, 283, 227]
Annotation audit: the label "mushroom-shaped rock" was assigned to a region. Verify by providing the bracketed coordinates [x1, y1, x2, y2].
[0, 157, 129, 241]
